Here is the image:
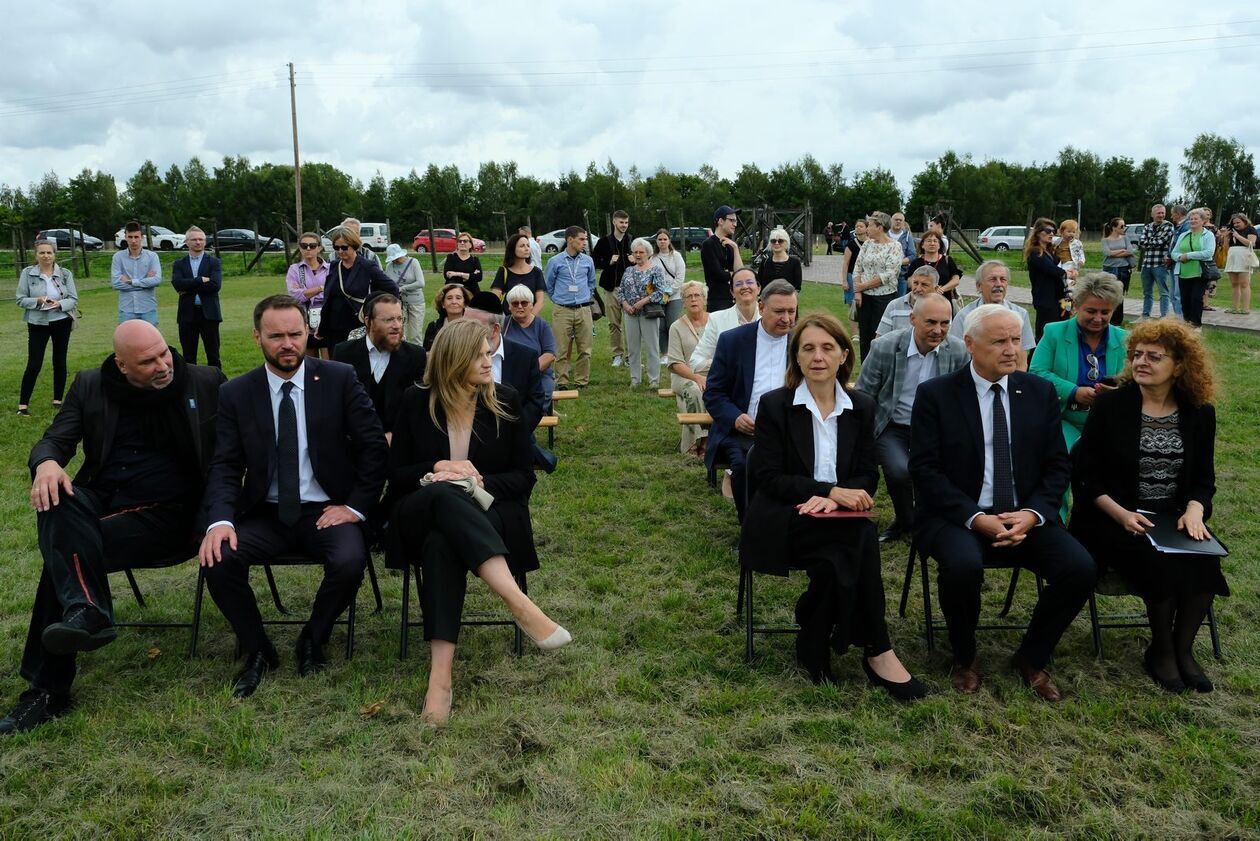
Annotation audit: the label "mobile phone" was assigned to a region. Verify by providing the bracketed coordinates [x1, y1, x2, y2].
[1099, 377, 1118, 387]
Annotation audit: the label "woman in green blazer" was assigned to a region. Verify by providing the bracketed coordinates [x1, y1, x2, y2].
[1030, 272, 1129, 453]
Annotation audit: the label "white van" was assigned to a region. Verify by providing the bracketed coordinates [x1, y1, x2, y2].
[359, 222, 390, 252]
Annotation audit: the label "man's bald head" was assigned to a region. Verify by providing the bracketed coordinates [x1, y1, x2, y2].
[113, 321, 175, 390]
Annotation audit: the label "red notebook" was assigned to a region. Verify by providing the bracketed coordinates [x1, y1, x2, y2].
[795, 505, 875, 519]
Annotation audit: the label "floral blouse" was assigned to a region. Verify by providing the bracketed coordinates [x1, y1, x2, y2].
[615, 264, 666, 307]
[853, 239, 903, 296]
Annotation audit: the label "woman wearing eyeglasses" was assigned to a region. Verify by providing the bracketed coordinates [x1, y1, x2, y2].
[442, 232, 483, 296]
[16, 239, 78, 415]
[1070, 320, 1223, 694]
[285, 232, 330, 356]
[756, 226, 802, 292]
[319, 226, 399, 348]
[1025, 217, 1077, 342]
[1030, 272, 1128, 455]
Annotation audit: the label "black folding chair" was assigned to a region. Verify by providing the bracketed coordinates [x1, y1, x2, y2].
[734, 446, 801, 663]
[113, 554, 207, 657]
[251, 552, 364, 659]
[1086, 568, 1222, 660]
[398, 564, 526, 660]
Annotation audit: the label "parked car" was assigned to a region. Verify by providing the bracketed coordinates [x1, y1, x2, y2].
[1125, 222, 1146, 244]
[113, 225, 186, 250]
[411, 229, 487, 254]
[537, 228, 600, 254]
[358, 222, 390, 252]
[976, 225, 1027, 251]
[211, 228, 284, 251]
[36, 228, 104, 251]
[668, 226, 712, 252]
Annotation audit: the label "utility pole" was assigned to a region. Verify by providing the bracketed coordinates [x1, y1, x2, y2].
[492, 210, 507, 245]
[288, 62, 303, 233]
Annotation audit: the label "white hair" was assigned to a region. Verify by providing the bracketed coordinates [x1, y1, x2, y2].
[769, 226, 790, 243]
[505, 284, 534, 305]
[630, 236, 655, 258]
[964, 303, 1020, 338]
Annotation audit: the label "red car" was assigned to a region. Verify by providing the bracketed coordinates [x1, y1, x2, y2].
[411, 229, 486, 253]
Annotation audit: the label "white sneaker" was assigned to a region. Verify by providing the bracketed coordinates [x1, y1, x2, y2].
[612, 355, 623, 367]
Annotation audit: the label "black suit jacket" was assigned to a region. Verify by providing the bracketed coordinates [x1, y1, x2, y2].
[740, 386, 880, 575]
[332, 337, 427, 433]
[321, 256, 399, 338]
[29, 353, 224, 487]
[909, 366, 1070, 544]
[498, 338, 545, 431]
[170, 254, 224, 321]
[385, 384, 538, 574]
[1070, 383, 1216, 540]
[704, 322, 776, 469]
[202, 357, 388, 527]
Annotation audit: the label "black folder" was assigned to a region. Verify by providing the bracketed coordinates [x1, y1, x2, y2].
[1137, 510, 1229, 557]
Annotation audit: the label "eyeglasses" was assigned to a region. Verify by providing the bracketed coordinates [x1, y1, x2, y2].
[1131, 350, 1169, 363]
[1085, 353, 1100, 382]
[299, 242, 321, 249]
[733, 279, 758, 289]
[333, 244, 352, 252]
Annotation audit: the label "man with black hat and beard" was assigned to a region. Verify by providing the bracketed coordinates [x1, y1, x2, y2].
[2, 321, 224, 735]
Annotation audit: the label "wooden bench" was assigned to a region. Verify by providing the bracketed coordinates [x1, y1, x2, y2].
[552, 389, 580, 401]
[657, 388, 676, 398]
[676, 412, 712, 427]
[538, 414, 559, 448]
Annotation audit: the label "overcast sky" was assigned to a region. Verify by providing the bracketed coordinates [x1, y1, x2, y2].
[3, 1, 1258, 197]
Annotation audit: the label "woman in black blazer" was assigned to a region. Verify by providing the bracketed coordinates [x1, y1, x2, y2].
[741, 312, 926, 699]
[318, 226, 399, 347]
[386, 319, 570, 725]
[1024, 217, 1076, 342]
[1070, 319, 1223, 693]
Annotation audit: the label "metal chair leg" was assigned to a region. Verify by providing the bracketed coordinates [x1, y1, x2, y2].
[547, 423, 555, 448]
[898, 542, 916, 617]
[999, 567, 1021, 618]
[1088, 591, 1103, 658]
[1207, 604, 1222, 659]
[263, 564, 290, 615]
[189, 566, 206, 658]
[736, 568, 746, 617]
[399, 565, 411, 661]
[124, 568, 146, 608]
[743, 567, 755, 664]
[919, 550, 935, 653]
[344, 591, 356, 660]
[366, 556, 383, 614]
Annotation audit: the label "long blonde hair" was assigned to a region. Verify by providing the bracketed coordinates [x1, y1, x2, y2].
[421, 319, 514, 429]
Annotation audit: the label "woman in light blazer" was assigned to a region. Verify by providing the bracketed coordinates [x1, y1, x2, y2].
[16, 239, 78, 415]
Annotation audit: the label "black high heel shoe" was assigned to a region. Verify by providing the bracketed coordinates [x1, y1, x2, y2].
[862, 658, 929, 702]
[1144, 648, 1187, 693]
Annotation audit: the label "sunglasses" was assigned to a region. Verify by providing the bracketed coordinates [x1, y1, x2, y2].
[770, 239, 788, 244]
[299, 242, 321, 249]
[1085, 353, 1100, 382]
[333, 244, 352, 252]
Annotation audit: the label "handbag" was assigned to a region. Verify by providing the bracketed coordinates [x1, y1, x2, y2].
[1214, 236, 1229, 269]
[1200, 260, 1221, 283]
[642, 302, 665, 319]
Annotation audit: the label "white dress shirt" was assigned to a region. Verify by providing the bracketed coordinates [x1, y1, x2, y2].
[892, 340, 940, 426]
[793, 379, 853, 483]
[749, 324, 789, 421]
[966, 365, 1044, 528]
[263, 363, 330, 506]
[490, 337, 506, 384]
[366, 334, 390, 382]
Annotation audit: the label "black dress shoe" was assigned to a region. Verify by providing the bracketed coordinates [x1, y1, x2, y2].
[1143, 648, 1186, 694]
[41, 605, 116, 655]
[878, 525, 906, 544]
[862, 658, 930, 702]
[296, 636, 328, 677]
[0, 689, 70, 735]
[232, 648, 280, 698]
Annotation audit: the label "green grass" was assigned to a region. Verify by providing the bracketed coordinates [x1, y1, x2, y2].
[0, 274, 1257, 838]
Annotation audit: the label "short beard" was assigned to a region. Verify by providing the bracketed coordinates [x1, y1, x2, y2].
[263, 346, 303, 373]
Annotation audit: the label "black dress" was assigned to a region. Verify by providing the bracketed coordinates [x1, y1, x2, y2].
[740, 386, 891, 658]
[442, 253, 483, 296]
[490, 266, 544, 313]
[756, 256, 803, 291]
[1070, 384, 1226, 600]
[321, 256, 399, 347]
[908, 255, 962, 302]
[385, 384, 538, 643]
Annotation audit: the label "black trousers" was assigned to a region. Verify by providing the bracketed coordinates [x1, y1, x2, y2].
[1109, 267, 1132, 326]
[717, 431, 756, 520]
[874, 424, 914, 529]
[394, 483, 511, 644]
[920, 521, 1096, 669]
[178, 310, 221, 368]
[1033, 306, 1068, 343]
[21, 486, 193, 694]
[1180, 275, 1207, 327]
[204, 504, 367, 653]
[20, 319, 73, 404]
[857, 292, 895, 362]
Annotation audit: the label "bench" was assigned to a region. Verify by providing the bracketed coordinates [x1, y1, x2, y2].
[552, 389, 579, 401]
[538, 414, 559, 448]
[676, 412, 712, 427]
[657, 388, 676, 398]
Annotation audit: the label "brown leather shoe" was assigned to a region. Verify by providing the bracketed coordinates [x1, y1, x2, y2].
[950, 659, 981, 694]
[1011, 656, 1064, 702]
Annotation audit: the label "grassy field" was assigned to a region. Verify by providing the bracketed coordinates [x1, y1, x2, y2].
[0, 266, 1257, 838]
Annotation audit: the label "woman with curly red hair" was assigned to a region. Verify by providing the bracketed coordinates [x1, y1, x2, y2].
[1069, 320, 1223, 694]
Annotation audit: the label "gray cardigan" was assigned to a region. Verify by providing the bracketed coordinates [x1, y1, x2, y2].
[16, 264, 78, 325]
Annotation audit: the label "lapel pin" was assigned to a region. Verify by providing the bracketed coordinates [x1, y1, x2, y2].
[313, 375, 320, 381]
[1014, 389, 1022, 394]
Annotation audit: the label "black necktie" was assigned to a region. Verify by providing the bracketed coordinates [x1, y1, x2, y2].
[990, 383, 1016, 513]
[277, 381, 301, 526]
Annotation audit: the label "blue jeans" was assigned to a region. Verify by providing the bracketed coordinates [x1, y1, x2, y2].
[1140, 266, 1172, 317]
[896, 267, 908, 297]
[844, 272, 855, 304]
[119, 310, 159, 325]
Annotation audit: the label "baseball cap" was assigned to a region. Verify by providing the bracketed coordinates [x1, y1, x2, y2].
[713, 205, 739, 221]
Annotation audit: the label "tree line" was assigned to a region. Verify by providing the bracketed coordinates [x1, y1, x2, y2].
[1, 133, 1254, 246]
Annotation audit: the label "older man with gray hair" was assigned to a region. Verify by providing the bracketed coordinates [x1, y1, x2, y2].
[952, 260, 1036, 369]
[875, 264, 943, 337]
[856, 293, 969, 543]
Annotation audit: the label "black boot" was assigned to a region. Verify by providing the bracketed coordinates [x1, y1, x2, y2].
[0, 689, 71, 735]
[41, 605, 116, 655]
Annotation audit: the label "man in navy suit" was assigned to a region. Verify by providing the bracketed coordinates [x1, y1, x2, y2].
[170, 227, 223, 368]
[703, 277, 798, 519]
[199, 295, 388, 698]
[909, 304, 1095, 702]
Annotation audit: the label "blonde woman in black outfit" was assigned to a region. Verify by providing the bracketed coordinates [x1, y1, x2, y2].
[756, 227, 803, 291]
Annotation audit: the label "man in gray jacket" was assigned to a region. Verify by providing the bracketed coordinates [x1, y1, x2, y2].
[855, 293, 969, 543]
